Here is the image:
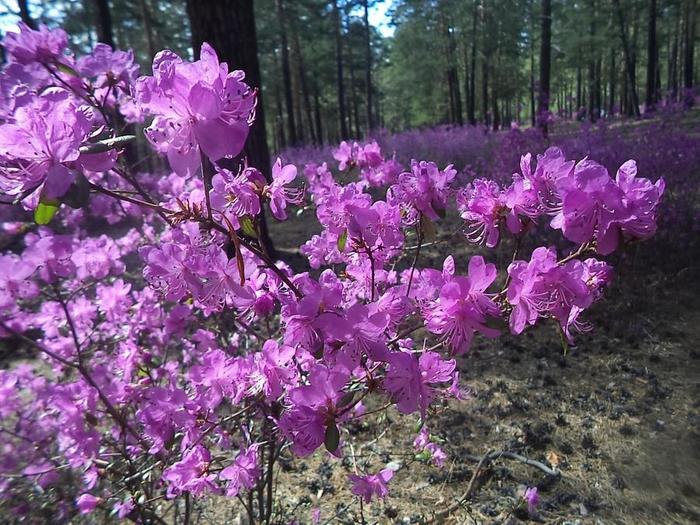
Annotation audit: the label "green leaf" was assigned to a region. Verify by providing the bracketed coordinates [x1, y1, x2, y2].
[337, 229, 348, 252]
[558, 324, 569, 356]
[56, 62, 79, 77]
[324, 423, 340, 453]
[34, 200, 60, 225]
[415, 450, 432, 462]
[239, 215, 257, 238]
[337, 391, 355, 408]
[79, 135, 136, 154]
[414, 418, 424, 433]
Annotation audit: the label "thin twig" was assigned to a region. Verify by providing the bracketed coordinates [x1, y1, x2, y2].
[464, 450, 560, 477]
[428, 449, 493, 522]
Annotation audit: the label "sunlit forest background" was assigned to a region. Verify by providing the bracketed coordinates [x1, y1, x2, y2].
[2, 0, 697, 151]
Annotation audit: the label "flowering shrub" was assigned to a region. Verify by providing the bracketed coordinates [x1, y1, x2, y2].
[0, 24, 665, 523]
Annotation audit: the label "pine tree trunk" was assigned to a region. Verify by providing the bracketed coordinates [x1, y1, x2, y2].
[538, 0, 552, 135]
[18, 0, 37, 29]
[612, 0, 640, 116]
[363, 0, 374, 132]
[275, 87, 286, 149]
[669, 5, 680, 101]
[443, 15, 463, 125]
[482, 57, 489, 126]
[646, 0, 658, 110]
[333, 0, 349, 139]
[139, 0, 157, 65]
[609, 48, 616, 115]
[468, 1, 478, 125]
[683, 0, 697, 105]
[492, 91, 500, 131]
[576, 65, 582, 111]
[93, 0, 115, 47]
[588, 0, 596, 121]
[290, 19, 316, 143]
[275, 0, 297, 145]
[529, 13, 536, 126]
[348, 39, 361, 138]
[313, 81, 323, 143]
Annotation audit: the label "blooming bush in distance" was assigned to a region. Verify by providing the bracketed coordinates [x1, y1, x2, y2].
[0, 23, 665, 523]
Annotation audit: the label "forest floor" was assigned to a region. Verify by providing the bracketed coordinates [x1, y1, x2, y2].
[238, 204, 700, 525]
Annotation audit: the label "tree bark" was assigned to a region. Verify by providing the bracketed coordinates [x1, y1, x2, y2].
[290, 16, 317, 143]
[683, 0, 697, 105]
[576, 65, 582, 111]
[468, 1, 478, 125]
[538, 0, 552, 135]
[669, 4, 680, 101]
[645, 0, 658, 110]
[138, 0, 157, 61]
[93, 0, 116, 48]
[609, 47, 616, 115]
[275, 0, 297, 145]
[18, 0, 37, 29]
[491, 63, 499, 130]
[348, 39, 361, 138]
[481, 56, 489, 125]
[440, 9, 462, 126]
[186, 0, 275, 254]
[529, 11, 536, 126]
[333, 0, 349, 139]
[313, 80, 323, 143]
[613, 0, 640, 116]
[363, 0, 374, 132]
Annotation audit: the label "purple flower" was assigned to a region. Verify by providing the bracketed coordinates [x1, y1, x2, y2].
[507, 247, 594, 341]
[0, 93, 115, 201]
[136, 43, 255, 176]
[612, 160, 665, 246]
[348, 468, 395, 503]
[347, 200, 403, 254]
[555, 159, 627, 253]
[523, 486, 539, 514]
[197, 248, 256, 313]
[112, 499, 135, 519]
[77, 43, 139, 85]
[209, 165, 264, 228]
[278, 364, 349, 456]
[413, 428, 447, 467]
[2, 23, 69, 65]
[316, 303, 391, 365]
[76, 493, 100, 514]
[390, 160, 455, 221]
[384, 351, 456, 415]
[520, 147, 575, 215]
[265, 158, 304, 220]
[220, 444, 261, 497]
[457, 179, 504, 247]
[424, 256, 500, 355]
[162, 446, 218, 498]
[333, 140, 353, 171]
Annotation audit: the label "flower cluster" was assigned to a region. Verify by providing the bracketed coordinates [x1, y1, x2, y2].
[0, 22, 666, 523]
[458, 147, 665, 253]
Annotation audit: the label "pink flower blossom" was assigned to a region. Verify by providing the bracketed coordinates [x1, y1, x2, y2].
[220, 444, 261, 497]
[348, 468, 395, 503]
[136, 43, 255, 176]
[384, 351, 456, 415]
[424, 256, 500, 354]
